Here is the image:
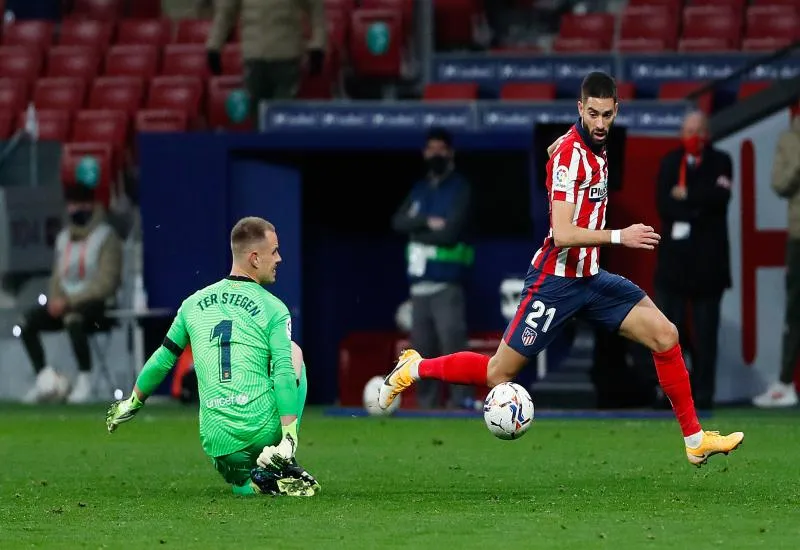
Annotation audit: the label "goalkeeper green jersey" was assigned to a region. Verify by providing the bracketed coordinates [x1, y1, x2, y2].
[135, 276, 297, 457]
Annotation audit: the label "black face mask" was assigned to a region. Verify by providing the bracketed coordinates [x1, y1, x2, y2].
[70, 209, 93, 227]
[426, 155, 450, 177]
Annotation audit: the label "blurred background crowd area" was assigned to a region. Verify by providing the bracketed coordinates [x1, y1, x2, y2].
[0, 0, 798, 412]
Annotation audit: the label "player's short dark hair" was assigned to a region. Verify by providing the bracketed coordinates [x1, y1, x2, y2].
[230, 217, 275, 256]
[426, 127, 453, 148]
[580, 71, 617, 102]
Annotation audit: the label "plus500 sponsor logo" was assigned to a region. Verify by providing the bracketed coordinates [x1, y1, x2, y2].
[207, 394, 250, 409]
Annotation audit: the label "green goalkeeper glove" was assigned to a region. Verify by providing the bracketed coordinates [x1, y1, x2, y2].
[256, 420, 298, 471]
[106, 393, 144, 433]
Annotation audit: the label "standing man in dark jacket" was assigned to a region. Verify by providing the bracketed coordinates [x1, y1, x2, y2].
[392, 128, 474, 409]
[654, 110, 733, 410]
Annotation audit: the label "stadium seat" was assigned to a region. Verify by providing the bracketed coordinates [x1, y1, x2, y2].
[147, 76, 203, 120]
[738, 81, 772, 100]
[135, 109, 189, 133]
[105, 45, 159, 78]
[616, 38, 669, 53]
[499, 83, 556, 101]
[16, 109, 71, 141]
[699, 0, 745, 9]
[349, 9, 403, 78]
[746, 6, 799, 40]
[207, 76, 253, 131]
[619, 8, 679, 50]
[70, 0, 125, 21]
[1, 20, 54, 49]
[742, 37, 793, 52]
[60, 142, 113, 205]
[33, 77, 87, 111]
[325, 0, 357, 18]
[221, 43, 243, 76]
[128, 0, 162, 18]
[682, 6, 742, 43]
[627, 0, 682, 6]
[558, 14, 615, 51]
[59, 19, 114, 49]
[174, 19, 213, 44]
[0, 47, 43, 85]
[72, 109, 129, 173]
[659, 82, 713, 114]
[89, 76, 144, 115]
[0, 78, 28, 114]
[752, 0, 795, 6]
[360, 0, 414, 39]
[116, 19, 173, 46]
[616, 82, 636, 101]
[423, 83, 479, 101]
[0, 112, 12, 139]
[678, 37, 738, 53]
[161, 44, 210, 78]
[552, 37, 606, 53]
[325, 11, 349, 61]
[433, 0, 480, 48]
[46, 46, 101, 79]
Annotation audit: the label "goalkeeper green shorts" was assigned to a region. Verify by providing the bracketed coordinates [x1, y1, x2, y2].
[211, 426, 282, 486]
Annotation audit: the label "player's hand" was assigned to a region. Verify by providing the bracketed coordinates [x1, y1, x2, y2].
[257, 419, 298, 470]
[621, 224, 661, 250]
[106, 393, 144, 433]
[671, 186, 688, 200]
[47, 298, 67, 318]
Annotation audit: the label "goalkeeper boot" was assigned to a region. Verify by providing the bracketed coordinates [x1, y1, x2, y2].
[378, 349, 421, 410]
[685, 430, 745, 467]
[282, 458, 321, 495]
[249, 467, 315, 497]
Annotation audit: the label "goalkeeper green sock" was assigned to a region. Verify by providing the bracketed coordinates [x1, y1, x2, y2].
[296, 363, 307, 430]
[231, 482, 257, 496]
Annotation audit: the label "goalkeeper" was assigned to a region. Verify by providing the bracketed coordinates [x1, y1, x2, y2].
[106, 217, 319, 497]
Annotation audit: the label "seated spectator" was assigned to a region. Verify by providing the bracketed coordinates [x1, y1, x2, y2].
[19, 181, 122, 404]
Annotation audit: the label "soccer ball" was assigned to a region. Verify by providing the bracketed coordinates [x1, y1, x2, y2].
[363, 375, 401, 416]
[483, 382, 534, 440]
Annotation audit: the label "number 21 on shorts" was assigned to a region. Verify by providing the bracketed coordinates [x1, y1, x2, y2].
[525, 301, 555, 332]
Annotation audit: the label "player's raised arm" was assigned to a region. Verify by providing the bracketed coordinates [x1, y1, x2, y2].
[106, 304, 190, 433]
[256, 306, 299, 470]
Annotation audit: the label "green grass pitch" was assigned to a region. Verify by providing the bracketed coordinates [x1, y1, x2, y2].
[1, 404, 798, 549]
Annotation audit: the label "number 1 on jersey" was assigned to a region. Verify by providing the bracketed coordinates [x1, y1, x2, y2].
[211, 319, 233, 383]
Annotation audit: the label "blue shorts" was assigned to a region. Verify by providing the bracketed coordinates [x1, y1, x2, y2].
[503, 266, 646, 358]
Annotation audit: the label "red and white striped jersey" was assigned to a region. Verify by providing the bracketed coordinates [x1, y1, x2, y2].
[531, 122, 609, 278]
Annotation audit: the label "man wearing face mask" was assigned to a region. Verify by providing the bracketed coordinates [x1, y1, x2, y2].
[18, 182, 122, 404]
[392, 127, 474, 409]
[654, 110, 733, 410]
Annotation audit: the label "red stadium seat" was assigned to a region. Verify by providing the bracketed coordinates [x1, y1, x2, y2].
[619, 8, 679, 50]
[33, 77, 87, 111]
[616, 38, 668, 53]
[221, 43, 243, 76]
[553, 37, 606, 53]
[104, 45, 159, 78]
[698, 0, 745, 9]
[147, 76, 203, 119]
[1, 20, 54, 49]
[738, 81, 772, 100]
[72, 109, 129, 174]
[0, 112, 12, 139]
[433, 0, 480, 48]
[659, 82, 713, 114]
[616, 82, 636, 101]
[360, 0, 414, 39]
[752, 0, 796, 6]
[350, 9, 403, 78]
[207, 76, 253, 131]
[0, 47, 43, 85]
[499, 83, 556, 101]
[0, 78, 28, 113]
[17, 109, 71, 141]
[627, 0, 682, 6]
[135, 109, 189, 133]
[174, 19, 213, 44]
[89, 76, 144, 115]
[116, 19, 173, 46]
[71, 0, 125, 21]
[678, 37, 738, 52]
[742, 37, 793, 52]
[746, 6, 799, 40]
[61, 142, 114, 205]
[423, 83, 478, 101]
[682, 6, 742, 42]
[558, 14, 614, 50]
[46, 46, 101, 79]
[161, 44, 210, 77]
[128, 0, 162, 18]
[59, 19, 114, 49]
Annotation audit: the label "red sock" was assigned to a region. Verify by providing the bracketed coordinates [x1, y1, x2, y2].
[418, 352, 489, 386]
[652, 344, 702, 436]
